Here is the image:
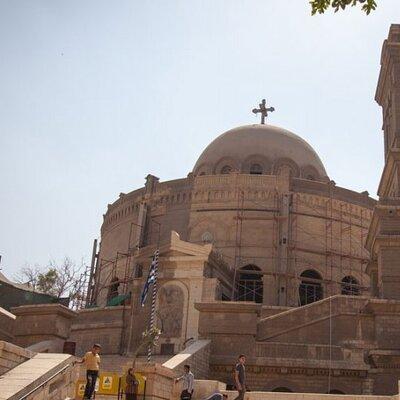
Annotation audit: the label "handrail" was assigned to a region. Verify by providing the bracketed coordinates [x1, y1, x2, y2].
[19, 363, 71, 400]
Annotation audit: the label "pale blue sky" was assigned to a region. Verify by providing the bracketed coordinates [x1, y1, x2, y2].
[0, 1, 398, 277]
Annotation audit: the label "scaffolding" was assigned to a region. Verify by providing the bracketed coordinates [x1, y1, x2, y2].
[226, 183, 370, 306]
[88, 178, 371, 309]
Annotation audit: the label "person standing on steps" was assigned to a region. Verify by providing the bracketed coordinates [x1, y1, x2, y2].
[125, 367, 139, 400]
[175, 364, 194, 400]
[76, 343, 102, 400]
[233, 354, 246, 400]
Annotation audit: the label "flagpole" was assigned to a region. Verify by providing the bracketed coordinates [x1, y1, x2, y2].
[147, 219, 161, 363]
[147, 248, 159, 362]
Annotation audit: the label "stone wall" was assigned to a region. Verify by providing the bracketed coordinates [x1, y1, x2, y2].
[222, 390, 395, 400]
[257, 295, 370, 344]
[193, 380, 226, 400]
[0, 307, 15, 343]
[95, 170, 375, 309]
[163, 339, 211, 380]
[212, 367, 368, 394]
[0, 340, 34, 375]
[12, 304, 77, 348]
[69, 306, 128, 355]
[136, 363, 177, 400]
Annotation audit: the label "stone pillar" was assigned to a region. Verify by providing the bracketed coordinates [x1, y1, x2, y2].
[366, 261, 378, 297]
[145, 174, 160, 196]
[136, 363, 177, 400]
[277, 192, 291, 306]
[263, 274, 276, 306]
[11, 304, 77, 348]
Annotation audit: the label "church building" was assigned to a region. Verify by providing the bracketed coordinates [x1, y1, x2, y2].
[7, 24, 400, 397]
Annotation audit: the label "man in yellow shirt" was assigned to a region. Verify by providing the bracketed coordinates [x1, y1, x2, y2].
[76, 343, 101, 399]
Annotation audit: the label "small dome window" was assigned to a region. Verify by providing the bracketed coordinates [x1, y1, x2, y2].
[220, 165, 233, 174]
[250, 163, 263, 175]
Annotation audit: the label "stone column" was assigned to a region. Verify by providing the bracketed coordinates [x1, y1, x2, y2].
[277, 192, 291, 306]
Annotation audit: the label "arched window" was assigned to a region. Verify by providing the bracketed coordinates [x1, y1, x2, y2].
[220, 165, 233, 174]
[250, 163, 263, 175]
[307, 174, 315, 181]
[299, 270, 323, 306]
[237, 265, 263, 303]
[272, 387, 293, 392]
[341, 276, 360, 295]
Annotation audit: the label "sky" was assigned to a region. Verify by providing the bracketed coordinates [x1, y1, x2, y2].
[0, 0, 399, 278]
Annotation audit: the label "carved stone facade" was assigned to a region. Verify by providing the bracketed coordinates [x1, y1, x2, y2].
[157, 284, 184, 338]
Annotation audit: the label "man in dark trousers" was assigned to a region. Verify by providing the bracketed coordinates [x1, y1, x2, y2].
[76, 343, 102, 400]
[175, 364, 194, 400]
[233, 354, 246, 400]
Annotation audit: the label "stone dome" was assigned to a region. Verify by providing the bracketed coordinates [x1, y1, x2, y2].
[193, 124, 328, 180]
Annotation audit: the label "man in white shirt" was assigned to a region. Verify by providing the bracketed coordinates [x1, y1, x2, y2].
[175, 364, 194, 400]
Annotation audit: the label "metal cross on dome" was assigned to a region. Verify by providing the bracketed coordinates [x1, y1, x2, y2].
[252, 99, 275, 124]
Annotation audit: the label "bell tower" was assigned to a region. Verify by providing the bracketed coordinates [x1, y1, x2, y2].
[366, 24, 400, 299]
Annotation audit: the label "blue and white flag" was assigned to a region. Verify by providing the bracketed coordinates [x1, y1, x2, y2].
[140, 252, 158, 307]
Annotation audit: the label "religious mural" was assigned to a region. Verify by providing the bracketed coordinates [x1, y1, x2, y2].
[157, 284, 184, 338]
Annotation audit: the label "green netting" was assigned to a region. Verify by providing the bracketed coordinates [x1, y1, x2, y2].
[106, 293, 130, 307]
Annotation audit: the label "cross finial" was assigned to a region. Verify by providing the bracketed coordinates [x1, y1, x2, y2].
[252, 99, 275, 124]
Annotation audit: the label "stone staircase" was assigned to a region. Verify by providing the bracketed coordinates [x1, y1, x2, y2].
[0, 352, 77, 399]
[257, 295, 369, 343]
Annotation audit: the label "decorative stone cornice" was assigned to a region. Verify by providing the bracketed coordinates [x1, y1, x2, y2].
[365, 298, 400, 314]
[369, 349, 400, 369]
[377, 148, 400, 197]
[210, 364, 368, 378]
[365, 202, 400, 254]
[11, 303, 77, 319]
[195, 301, 261, 314]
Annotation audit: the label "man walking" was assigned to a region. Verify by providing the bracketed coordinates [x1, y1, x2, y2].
[76, 343, 102, 400]
[233, 354, 246, 400]
[175, 364, 194, 400]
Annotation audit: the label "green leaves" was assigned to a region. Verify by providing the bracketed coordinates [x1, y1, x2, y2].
[37, 268, 58, 296]
[310, 0, 377, 15]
